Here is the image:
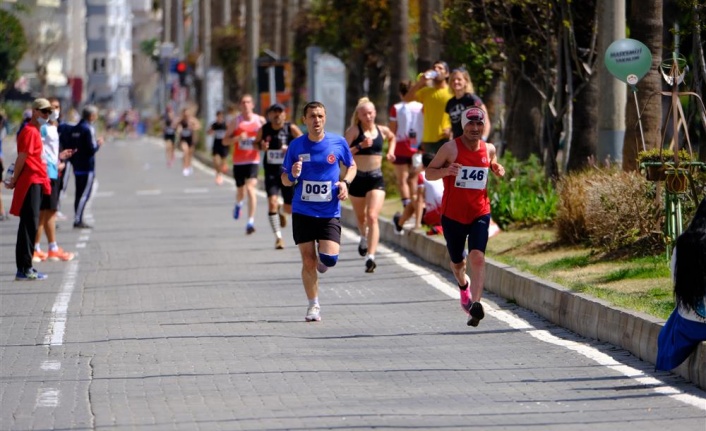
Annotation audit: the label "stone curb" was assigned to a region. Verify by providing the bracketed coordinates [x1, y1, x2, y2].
[339, 205, 705, 390]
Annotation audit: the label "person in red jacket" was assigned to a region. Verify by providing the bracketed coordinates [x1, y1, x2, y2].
[425, 107, 505, 327]
[6, 98, 53, 280]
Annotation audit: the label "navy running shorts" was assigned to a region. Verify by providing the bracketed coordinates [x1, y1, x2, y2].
[441, 214, 491, 263]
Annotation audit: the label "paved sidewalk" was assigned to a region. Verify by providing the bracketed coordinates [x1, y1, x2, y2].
[1, 135, 704, 430]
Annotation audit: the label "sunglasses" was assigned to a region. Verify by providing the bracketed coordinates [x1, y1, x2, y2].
[38, 108, 53, 114]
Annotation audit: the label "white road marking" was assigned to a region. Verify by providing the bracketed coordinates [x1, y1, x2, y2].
[341, 229, 706, 410]
[44, 261, 79, 346]
[40, 360, 61, 371]
[79, 235, 90, 241]
[184, 188, 209, 194]
[76, 243, 86, 248]
[36, 389, 59, 407]
[93, 191, 114, 198]
[136, 189, 162, 196]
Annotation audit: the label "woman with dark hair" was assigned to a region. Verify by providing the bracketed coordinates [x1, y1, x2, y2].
[656, 197, 706, 370]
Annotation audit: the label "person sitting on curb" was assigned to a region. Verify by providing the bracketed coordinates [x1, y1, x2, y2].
[656, 197, 706, 371]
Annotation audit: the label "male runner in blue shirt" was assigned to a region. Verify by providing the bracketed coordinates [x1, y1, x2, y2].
[282, 101, 356, 322]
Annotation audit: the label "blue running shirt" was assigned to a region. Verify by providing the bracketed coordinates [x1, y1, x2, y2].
[282, 133, 354, 218]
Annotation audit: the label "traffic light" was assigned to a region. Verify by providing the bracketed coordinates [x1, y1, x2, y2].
[176, 61, 187, 86]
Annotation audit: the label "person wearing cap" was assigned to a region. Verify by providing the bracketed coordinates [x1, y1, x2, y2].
[6, 98, 53, 280]
[224, 94, 267, 234]
[425, 107, 505, 327]
[67, 105, 104, 229]
[32, 97, 76, 263]
[255, 102, 303, 249]
[403, 60, 454, 167]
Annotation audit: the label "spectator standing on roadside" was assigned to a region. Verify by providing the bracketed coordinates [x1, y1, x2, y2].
[6, 98, 53, 280]
[207, 110, 228, 185]
[344, 97, 396, 273]
[445, 68, 491, 141]
[68, 105, 103, 229]
[0, 109, 8, 220]
[656, 197, 706, 371]
[403, 60, 453, 167]
[225, 94, 266, 235]
[255, 103, 303, 249]
[425, 107, 505, 327]
[389, 81, 424, 210]
[32, 97, 76, 262]
[281, 101, 356, 322]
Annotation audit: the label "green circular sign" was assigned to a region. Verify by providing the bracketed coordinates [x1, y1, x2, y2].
[604, 39, 652, 85]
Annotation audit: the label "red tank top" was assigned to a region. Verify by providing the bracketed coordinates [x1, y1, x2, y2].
[441, 138, 491, 224]
[232, 114, 264, 165]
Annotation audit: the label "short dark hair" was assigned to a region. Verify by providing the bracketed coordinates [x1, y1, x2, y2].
[302, 101, 325, 117]
[398, 80, 412, 96]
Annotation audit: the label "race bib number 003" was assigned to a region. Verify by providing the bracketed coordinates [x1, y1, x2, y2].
[266, 149, 284, 164]
[301, 180, 332, 202]
[454, 166, 488, 189]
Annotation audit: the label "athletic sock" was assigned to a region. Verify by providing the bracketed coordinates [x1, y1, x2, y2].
[49, 242, 58, 252]
[34, 243, 41, 252]
[366, 254, 375, 261]
[268, 212, 281, 234]
[247, 217, 255, 225]
[308, 297, 319, 307]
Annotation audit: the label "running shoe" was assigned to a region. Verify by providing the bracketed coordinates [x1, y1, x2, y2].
[316, 260, 329, 273]
[305, 304, 321, 322]
[233, 203, 242, 219]
[48, 247, 75, 262]
[33, 250, 48, 263]
[393, 212, 403, 234]
[16, 268, 48, 281]
[275, 238, 285, 250]
[467, 302, 485, 327]
[73, 222, 93, 229]
[279, 211, 287, 228]
[246, 223, 256, 235]
[358, 237, 368, 256]
[459, 274, 471, 314]
[365, 258, 377, 273]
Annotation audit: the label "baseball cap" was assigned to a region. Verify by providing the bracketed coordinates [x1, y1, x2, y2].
[32, 98, 52, 111]
[461, 107, 485, 129]
[267, 103, 285, 113]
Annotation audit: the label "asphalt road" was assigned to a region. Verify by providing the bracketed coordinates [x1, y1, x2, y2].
[1, 134, 704, 430]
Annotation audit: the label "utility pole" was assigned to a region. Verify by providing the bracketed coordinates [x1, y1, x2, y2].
[246, 0, 260, 99]
[201, 0, 211, 130]
[597, 0, 627, 165]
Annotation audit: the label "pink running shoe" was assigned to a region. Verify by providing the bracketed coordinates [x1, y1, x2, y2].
[459, 274, 471, 314]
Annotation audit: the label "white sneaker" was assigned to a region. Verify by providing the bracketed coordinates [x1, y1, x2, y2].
[305, 304, 321, 322]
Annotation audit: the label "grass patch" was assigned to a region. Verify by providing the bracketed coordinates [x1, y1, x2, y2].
[538, 254, 592, 272]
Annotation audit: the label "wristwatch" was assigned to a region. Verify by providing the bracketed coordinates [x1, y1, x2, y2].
[342, 179, 351, 189]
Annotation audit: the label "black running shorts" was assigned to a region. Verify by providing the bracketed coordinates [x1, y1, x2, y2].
[441, 214, 491, 263]
[292, 213, 341, 245]
[232, 163, 259, 187]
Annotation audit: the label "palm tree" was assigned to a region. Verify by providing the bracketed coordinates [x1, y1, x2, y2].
[388, 0, 409, 108]
[623, 0, 663, 171]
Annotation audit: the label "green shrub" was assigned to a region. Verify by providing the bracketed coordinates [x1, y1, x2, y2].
[488, 152, 558, 229]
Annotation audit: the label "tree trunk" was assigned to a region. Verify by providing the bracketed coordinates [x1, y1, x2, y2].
[417, 0, 442, 73]
[568, 71, 599, 171]
[388, 0, 409, 109]
[504, 74, 543, 160]
[623, 0, 663, 171]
